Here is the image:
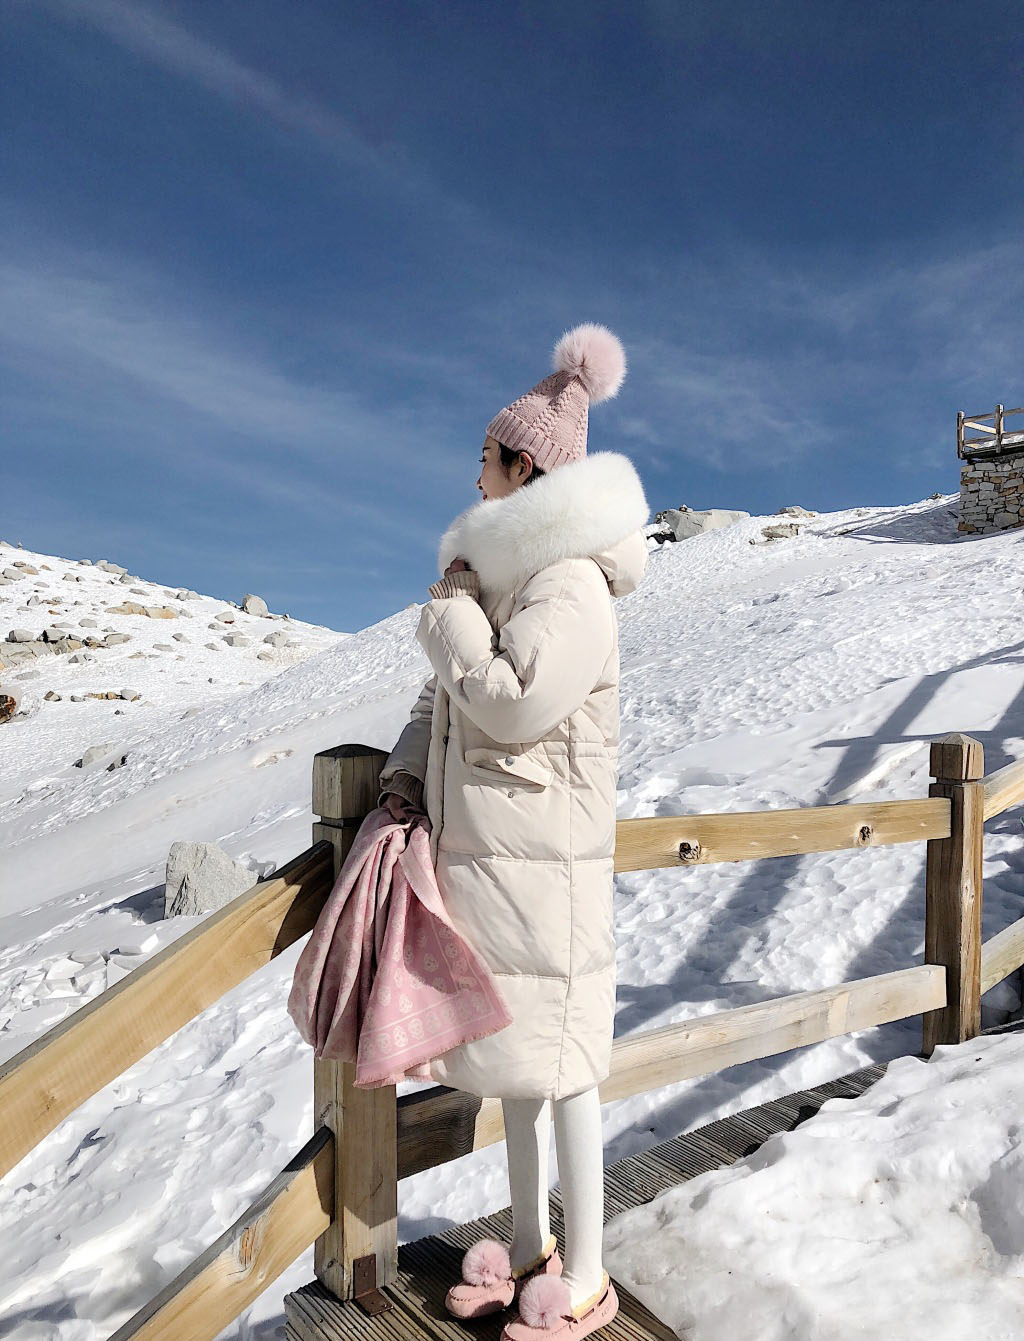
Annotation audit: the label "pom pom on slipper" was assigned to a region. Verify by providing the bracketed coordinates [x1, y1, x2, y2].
[517, 1273, 573, 1327]
[462, 1237, 512, 1285]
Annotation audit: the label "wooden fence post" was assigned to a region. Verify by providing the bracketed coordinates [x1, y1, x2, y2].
[311, 743, 397, 1309]
[922, 732, 985, 1056]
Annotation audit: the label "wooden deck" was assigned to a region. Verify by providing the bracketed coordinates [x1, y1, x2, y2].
[284, 1057, 890, 1339]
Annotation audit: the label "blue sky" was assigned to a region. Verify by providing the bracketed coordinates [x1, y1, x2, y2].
[3, 1, 1022, 632]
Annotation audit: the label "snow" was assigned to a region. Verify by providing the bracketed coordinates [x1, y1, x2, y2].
[0, 494, 1022, 1339]
[604, 1030, 1024, 1340]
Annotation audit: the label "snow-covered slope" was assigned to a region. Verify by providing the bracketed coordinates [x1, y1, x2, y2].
[1, 493, 1022, 1339]
[0, 542, 348, 811]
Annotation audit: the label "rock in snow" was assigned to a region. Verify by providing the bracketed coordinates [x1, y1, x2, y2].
[163, 841, 262, 917]
[73, 742, 120, 768]
[653, 506, 751, 542]
[755, 521, 804, 542]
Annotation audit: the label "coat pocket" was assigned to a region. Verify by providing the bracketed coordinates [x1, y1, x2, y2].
[464, 746, 555, 790]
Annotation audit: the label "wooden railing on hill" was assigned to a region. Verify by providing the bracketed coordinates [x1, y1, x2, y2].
[1, 733, 1022, 1339]
[957, 403, 1024, 460]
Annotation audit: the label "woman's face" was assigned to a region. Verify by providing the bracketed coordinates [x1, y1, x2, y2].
[477, 435, 534, 500]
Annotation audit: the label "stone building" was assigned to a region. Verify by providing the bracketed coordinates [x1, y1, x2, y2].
[957, 404, 1024, 535]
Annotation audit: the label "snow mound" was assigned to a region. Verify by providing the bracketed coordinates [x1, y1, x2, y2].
[604, 1030, 1024, 1341]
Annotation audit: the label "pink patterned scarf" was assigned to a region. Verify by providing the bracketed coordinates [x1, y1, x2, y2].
[287, 805, 513, 1088]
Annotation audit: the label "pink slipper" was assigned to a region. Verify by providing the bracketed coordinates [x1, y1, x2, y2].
[500, 1270, 619, 1339]
[444, 1234, 564, 1319]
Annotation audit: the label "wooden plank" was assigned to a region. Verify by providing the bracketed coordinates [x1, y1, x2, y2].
[923, 734, 985, 1054]
[962, 419, 998, 435]
[983, 756, 1024, 820]
[397, 1085, 505, 1178]
[113, 1127, 333, 1341]
[963, 407, 1024, 422]
[723, 1105, 797, 1147]
[0, 842, 334, 1179]
[286, 1281, 420, 1340]
[981, 916, 1024, 994]
[597, 964, 942, 1106]
[291, 1226, 677, 1341]
[394, 965, 944, 1176]
[311, 745, 398, 1301]
[612, 796, 949, 872]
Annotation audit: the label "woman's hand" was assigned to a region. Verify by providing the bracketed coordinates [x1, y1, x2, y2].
[428, 555, 479, 602]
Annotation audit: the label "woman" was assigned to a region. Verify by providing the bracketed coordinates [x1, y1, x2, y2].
[379, 322, 649, 1339]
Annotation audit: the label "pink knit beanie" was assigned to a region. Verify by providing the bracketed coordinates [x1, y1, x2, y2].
[485, 322, 627, 473]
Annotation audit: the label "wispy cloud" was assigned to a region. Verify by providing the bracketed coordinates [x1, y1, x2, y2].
[604, 232, 1024, 472]
[0, 237, 462, 533]
[41, 0, 485, 230]
[3, 261, 368, 445]
[758, 238, 1024, 370]
[631, 343, 831, 469]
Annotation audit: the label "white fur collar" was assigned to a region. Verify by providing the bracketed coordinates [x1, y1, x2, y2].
[437, 450, 650, 597]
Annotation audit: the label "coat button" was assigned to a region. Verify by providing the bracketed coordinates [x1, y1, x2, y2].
[507, 789, 514, 797]
[504, 755, 515, 765]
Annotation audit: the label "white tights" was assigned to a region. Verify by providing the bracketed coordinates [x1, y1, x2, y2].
[501, 1084, 605, 1308]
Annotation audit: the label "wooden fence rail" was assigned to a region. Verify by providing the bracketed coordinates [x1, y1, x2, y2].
[0, 843, 334, 1180]
[613, 796, 950, 870]
[983, 756, 1024, 821]
[957, 403, 1024, 459]
[4, 730, 1024, 1341]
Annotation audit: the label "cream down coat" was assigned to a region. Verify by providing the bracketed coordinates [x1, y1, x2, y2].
[377, 450, 650, 1100]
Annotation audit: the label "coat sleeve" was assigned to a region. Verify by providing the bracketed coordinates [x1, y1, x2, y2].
[415, 557, 613, 745]
[377, 671, 437, 809]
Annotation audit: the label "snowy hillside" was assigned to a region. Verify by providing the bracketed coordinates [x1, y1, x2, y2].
[1, 492, 1022, 1339]
[0, 541, 349, 809]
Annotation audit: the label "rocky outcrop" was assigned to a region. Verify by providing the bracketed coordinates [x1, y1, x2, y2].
[164, 842, 275, 917]
[650, 506, 751, 543]
[74, 742, 124, 768]
[104, 602, 181, 619]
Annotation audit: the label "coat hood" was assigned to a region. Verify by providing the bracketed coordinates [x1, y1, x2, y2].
[437, 450, 650, 599]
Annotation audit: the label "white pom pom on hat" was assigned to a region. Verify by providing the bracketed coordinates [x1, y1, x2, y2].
[484, 321, 629, 472]
[552, 322, 627, 404]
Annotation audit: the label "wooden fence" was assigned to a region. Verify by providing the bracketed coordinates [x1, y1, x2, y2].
[1, 732, 1023, 1337]
[957, 404, 1024, 460]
